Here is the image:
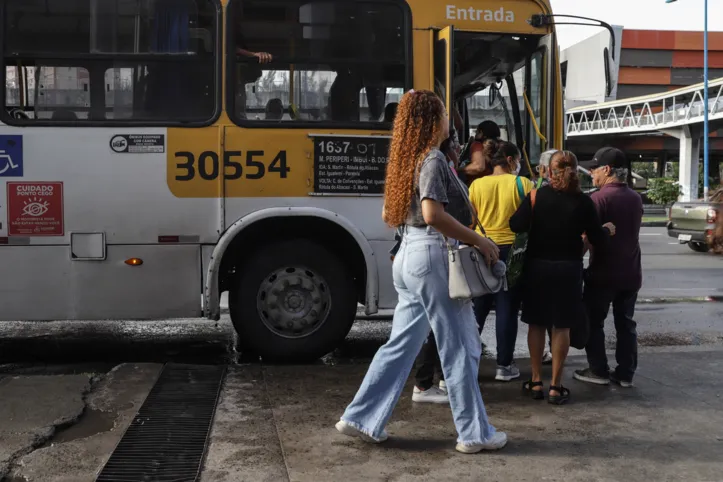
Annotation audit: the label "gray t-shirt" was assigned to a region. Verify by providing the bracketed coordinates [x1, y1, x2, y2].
[405, 148, 472, 227]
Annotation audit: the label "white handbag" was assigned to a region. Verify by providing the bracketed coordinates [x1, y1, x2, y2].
[447, 172, 507, 300]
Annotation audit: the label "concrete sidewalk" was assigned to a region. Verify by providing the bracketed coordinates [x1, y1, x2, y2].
[206, 349, 723, 482]
[0, 364, 161, 481]
[2, 349, 722, 481]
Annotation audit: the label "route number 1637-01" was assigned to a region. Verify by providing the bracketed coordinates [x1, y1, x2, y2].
[174, 150, 290, 181]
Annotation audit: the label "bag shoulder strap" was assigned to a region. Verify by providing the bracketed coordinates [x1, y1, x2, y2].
[531, 188, 538, 210]
[515, 176, 525, 202]
[449, 165, 487, 236]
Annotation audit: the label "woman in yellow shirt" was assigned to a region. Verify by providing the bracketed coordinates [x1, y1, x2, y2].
[468, 141, 533, 381]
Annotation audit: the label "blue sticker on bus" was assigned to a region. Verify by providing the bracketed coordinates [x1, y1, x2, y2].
[0, 135, 23, 177]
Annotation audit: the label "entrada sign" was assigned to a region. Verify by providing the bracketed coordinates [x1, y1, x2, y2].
[445, 5, 515, 23]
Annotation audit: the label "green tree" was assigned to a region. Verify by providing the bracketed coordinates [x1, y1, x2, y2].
[631, 161, 657, 180]
[666, 162, 715, 198]
[647, 178, 682, 206]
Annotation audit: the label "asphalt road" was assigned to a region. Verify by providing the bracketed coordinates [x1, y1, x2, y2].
[1, 297, 722, 369]
[635, 227, 723, 300]
[357, 226, 723, 317]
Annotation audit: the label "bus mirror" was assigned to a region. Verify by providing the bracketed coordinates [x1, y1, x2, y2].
[488, 82, 503, 108]
[530, 14, 619, 98]
[604, 44, 619, 98]
[529, 14, 551, 28]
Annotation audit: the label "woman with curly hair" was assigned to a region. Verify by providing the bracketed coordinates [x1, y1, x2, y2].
[335, 89, 507, 454]
[510, 151, 614, 405]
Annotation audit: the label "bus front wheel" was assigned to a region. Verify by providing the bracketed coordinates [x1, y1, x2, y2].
[229, 239, 357, 362]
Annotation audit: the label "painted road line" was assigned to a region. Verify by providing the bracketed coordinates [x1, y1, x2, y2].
[638, 296, 722, 304]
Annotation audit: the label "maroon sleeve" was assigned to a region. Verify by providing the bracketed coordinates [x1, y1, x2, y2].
[590, 190, 607, 222]
[583, 195, 610, 248]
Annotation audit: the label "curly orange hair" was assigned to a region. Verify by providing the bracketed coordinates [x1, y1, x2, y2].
[383, 90, 445, 227]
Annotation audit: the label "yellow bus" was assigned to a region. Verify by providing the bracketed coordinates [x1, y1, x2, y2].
[0, 0, 604, 361]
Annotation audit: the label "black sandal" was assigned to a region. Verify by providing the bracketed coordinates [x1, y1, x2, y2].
[522, 380, 545, 400]
[548, 386, 570, 405]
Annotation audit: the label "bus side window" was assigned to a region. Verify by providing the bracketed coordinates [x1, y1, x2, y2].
[229, 0, 408, 126]
[329, 70, 363, 122]
[365, 86, 386, 121]
[2, 0, 219, 125]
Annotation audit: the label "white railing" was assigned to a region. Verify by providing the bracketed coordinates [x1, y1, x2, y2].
[566, 77, 723, 136]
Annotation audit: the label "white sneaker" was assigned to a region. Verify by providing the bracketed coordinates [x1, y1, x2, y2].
[439, 380, 447, 392]
[335, 420, 388, 443]
[456, 431, 508, 454]
[495, 363, 520, 381]
[412, 386, 449, 404]
[542, 352, 553, 365]
[610, 373, 634, 388]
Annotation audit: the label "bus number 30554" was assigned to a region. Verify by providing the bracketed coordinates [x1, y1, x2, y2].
[174, 150, 291, 181]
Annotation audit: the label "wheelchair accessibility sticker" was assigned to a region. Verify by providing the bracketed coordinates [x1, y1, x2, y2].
[0, 135, 22, 177]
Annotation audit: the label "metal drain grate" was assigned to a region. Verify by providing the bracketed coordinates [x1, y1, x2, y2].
[96, 363, 226, 482]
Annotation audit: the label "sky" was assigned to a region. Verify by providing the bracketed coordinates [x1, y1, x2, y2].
[550, 0, 723, 48]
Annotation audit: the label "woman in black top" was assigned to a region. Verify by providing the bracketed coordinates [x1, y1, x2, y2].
[510, 151, 615, 404]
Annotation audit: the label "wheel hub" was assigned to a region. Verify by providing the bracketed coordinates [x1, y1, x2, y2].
[257, 267, 331, 339]
[285, 291, 305, 312]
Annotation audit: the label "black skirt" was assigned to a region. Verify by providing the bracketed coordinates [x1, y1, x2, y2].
[521, 258, 586, 329]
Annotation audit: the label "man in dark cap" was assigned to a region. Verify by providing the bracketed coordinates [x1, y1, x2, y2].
[574, 147, 643, 388]
[476, 120, 502, 140]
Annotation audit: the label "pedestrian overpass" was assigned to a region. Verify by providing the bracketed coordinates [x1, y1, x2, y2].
[565, 77, 723, 201]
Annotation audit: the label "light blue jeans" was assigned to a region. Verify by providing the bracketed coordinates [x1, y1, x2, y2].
[341, 226, 497, 445]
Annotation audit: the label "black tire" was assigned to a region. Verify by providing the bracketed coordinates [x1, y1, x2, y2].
[689, 241, 710, 253]
[229, 239, 357, 362]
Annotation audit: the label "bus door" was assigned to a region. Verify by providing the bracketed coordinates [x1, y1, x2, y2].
[524, 34, 555, 160]
[537, 34, 560, 149]
[434, 27, 455, 122]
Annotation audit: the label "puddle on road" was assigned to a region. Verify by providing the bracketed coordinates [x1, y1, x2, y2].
[47, 408, 117, 445]
[0, 319, 236, 366]
[5, 476, 28, 482]
[0, 362, 118, 377]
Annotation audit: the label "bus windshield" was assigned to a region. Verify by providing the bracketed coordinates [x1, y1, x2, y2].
[454, 32, 547, 165]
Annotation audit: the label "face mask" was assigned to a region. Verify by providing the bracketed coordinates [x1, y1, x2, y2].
[514, 162, 522, 175]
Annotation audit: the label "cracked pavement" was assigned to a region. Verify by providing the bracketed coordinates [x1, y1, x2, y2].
[0, 374, 89, 479]
[0, 365, 160, 482]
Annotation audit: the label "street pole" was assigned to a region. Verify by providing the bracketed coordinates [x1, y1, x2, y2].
[703, 0, 710, 201]
[666, 0, 709, 200]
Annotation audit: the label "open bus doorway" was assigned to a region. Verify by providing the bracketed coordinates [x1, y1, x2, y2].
[449, 31, 551, 177]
